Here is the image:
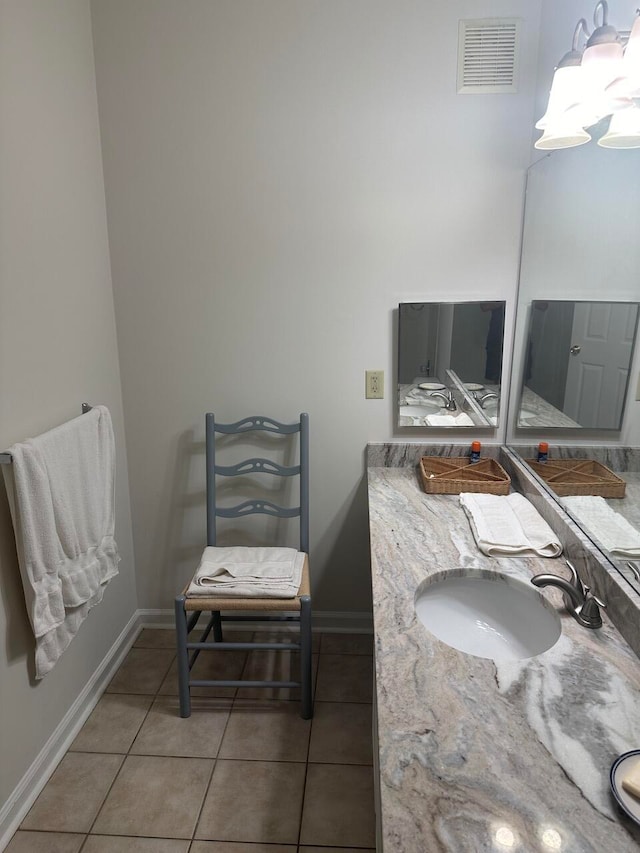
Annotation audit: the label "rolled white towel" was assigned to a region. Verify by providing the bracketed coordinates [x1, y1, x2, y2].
[562, 496, 640, 558]
[460, 492, 562, 557]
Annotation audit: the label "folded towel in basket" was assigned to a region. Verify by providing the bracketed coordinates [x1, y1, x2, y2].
[460, 492, 562, 557]
[187, 546, 304, 598]
[562, 496, 640, 558]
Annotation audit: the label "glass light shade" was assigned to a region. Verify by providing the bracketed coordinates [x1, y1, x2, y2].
[536, 65, 585, 130]
[623, 15, 640, 96]
[582, 41, 624, 90]
[535, 119, 591, 150]
[598, 105, 640, 147]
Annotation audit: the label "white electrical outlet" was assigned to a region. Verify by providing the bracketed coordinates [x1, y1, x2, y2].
[366, 370, 384, 399]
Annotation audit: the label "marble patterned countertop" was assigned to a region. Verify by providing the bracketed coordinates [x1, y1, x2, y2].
[367, 463, 640, 852]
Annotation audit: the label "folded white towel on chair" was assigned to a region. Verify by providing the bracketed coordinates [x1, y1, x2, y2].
[2, 406, 120, 678]
[562, 496, 640, 558]
[460, 492, 562, 557]
[187, 546, 304, 598]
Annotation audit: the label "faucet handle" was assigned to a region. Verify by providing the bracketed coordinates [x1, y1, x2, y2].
[564, 560, 584, 593]
[584, 586, 606, 609]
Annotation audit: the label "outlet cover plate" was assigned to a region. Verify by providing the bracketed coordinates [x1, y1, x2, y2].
[366, 370, 384, 399]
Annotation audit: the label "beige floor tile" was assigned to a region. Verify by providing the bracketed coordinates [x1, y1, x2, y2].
[83, 837, 190, 852]
[315, 654, 373, 703]
[190, 844, 295, 853]
[252, 628, 321, 654]
[308, 702, 373, 765]
[130, 696, 231, 757]
[219, 701, 310, 761]
[5, 831, 85, 853]
[320, 632, 373, 655]
[93, 755, 213, 839]
[70, 694, 152, 753]
[196, 759, 305, 844]
[159, 650, 247, 699]
[134, 628, 177, 649]
[235, 650, 317, 701]
[21, 753, 123, 833]
[106, 648, 175, 695]
[300, 764, 376, 848]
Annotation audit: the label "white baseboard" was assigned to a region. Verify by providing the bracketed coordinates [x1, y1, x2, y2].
[0, 604, 373, 850]
[138, 608, 373, 633]
[0, 611, 142, 852]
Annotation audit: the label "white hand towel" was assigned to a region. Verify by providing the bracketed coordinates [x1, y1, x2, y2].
[460, 492, 562, 557]
[2, 406, 120, 678]
[562, 496, 640, 558]
[187, 546, 304, 598]
[426, 413, 475, 427]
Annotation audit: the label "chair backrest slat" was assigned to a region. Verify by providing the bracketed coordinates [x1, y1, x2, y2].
[205, 413, 309, 551]
[214, 458, 300, 478]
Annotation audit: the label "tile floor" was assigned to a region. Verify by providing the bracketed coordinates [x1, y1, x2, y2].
[7, 629, 376, 853]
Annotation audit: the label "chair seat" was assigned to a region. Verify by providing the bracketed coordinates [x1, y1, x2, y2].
[182, 553, 310, 612]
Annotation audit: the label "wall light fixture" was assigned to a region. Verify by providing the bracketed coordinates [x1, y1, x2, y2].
[535, 2, 640, 149]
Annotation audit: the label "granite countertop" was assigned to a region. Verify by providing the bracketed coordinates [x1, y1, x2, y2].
[519, 387, 581, 429]
[368, 465, 640, 852]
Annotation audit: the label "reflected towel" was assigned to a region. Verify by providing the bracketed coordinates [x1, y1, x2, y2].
[562, 496, 640, 558]
[460, 492, 562, 557]
[187, 546, 304, 598]
[426, 413, 475, 427]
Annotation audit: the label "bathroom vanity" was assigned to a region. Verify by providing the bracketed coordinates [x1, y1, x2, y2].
[367, 445, 640, 852]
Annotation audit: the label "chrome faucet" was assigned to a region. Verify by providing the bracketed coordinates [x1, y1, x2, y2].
[531, 560, 605, 629]
[430, 390, 457, 411]
[477, 392, 499, 408]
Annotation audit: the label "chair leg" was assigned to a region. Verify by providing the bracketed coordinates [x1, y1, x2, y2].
[174, 595, 191, 718]
[299, 594, 313, 719]
[212, 610, 223, 642]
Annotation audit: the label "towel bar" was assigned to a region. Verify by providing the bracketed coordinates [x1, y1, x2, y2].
[0, 403, 93, 464]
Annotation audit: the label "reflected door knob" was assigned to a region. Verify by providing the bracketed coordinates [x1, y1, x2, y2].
[570, 344, 582, 356]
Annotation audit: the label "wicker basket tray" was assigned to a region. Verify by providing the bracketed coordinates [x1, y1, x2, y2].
[418, 456, 511, 495]
[525, 459, 626, 498]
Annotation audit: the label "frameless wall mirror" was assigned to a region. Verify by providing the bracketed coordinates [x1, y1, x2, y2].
[517, 299, 639, 429]
[508, 142, 640, 595]
[397, 301, 505, 428]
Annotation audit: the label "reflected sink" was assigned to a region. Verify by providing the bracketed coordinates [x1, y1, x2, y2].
[518, 409, 537, 423]
[400, 403, 442, 418]
[415, 570, 561, 661]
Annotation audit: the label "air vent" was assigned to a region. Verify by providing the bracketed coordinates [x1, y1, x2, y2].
[457, 18, 521, 94]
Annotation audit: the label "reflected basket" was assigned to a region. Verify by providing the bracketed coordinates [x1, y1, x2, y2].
[525, 459, 626, 498]
[418, 456, 511, 495]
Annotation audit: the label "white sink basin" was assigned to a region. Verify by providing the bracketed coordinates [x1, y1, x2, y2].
[415, 570, 561, 661]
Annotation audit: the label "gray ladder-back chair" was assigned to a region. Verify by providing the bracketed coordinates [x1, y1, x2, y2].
[174, 413, 312, 719]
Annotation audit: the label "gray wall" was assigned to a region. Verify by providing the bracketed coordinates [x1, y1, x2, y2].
[0, 0, 137, 812]
[91, 0, 543, 614]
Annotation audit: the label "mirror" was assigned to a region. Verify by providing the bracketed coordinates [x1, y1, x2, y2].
[518, 299, 639, 429]
[397, 301, 505, 428]
[509, 143, 640, 594]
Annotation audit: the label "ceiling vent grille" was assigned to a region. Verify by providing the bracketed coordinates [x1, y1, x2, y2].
[457, 18, 521, 94]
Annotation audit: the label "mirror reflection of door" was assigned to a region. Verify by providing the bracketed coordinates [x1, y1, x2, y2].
[523, 300, 639, 430]
[564, 303, 638, 429]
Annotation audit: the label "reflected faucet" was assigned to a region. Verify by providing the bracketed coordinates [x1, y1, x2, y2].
[430, 390, 457, 411]
[477, 392, 499, 408]
[531, 560, 605, 629]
